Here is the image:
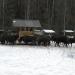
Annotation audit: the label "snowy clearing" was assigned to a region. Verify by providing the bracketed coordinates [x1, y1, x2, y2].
[0, 44, 75, 75]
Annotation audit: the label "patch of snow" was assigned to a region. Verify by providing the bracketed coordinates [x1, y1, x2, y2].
[0, 45, 75, 75]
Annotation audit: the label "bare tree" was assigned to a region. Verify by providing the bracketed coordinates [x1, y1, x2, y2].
[27, 0, 30, 20]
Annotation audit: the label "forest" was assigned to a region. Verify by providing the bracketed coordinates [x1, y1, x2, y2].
[0, 0, 75, 34]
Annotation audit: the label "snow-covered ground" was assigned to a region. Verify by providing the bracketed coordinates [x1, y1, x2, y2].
[0, 44, 75, 75]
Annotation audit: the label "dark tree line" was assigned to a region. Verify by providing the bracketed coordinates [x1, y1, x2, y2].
[0, 0, 75, 34]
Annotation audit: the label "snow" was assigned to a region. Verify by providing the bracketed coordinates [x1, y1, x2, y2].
[0, 45, 75, 75]
[64, 30, 74, 33]
[43, 29, 55, 33]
